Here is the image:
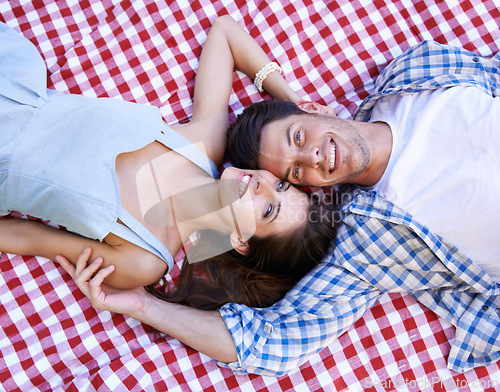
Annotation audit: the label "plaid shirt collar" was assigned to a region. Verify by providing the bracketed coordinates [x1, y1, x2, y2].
[353, 40, 500, 122]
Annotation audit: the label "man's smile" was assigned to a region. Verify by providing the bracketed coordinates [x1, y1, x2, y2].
[327, 138, 336, 174]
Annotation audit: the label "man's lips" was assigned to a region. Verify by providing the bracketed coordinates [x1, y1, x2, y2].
[327, 138, 336, 174]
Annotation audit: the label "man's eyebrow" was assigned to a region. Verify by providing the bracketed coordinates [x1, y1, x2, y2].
[284, 167, 291, 182]
[284, 124, 292, 181]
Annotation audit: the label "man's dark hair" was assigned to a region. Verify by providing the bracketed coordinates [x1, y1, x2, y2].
[227, 100, 306, 169]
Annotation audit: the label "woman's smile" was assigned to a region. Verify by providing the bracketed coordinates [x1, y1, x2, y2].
[238, 173, 252, 198]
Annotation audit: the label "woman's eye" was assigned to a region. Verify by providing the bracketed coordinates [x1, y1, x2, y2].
[295, 131, 301, 145]
[276, 181, 290, 192]
[294, 166, 300, 179]
[264, 203, 273, 218]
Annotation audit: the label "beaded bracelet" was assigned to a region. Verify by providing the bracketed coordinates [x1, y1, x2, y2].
[254, 62, 282, 92]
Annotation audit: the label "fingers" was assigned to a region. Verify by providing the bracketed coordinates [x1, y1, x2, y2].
[55, 248, 117, 310]
[55, 254, 76, 278]
[55, 247, 106, 289]
[55, 246, 95, 278]
[88, 265, 115, 300]
[74, 256, 104, 286]
[75, 247, 94, 276]
[90, 265, 115, 288]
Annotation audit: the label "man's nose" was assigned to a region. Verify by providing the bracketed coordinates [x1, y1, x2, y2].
[299, 146, 320, 168]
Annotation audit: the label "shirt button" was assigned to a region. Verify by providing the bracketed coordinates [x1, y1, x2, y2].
[473, 57, 480, 62]
[482, 305, 489, 311]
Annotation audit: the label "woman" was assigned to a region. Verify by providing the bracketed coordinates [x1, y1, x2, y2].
[0, 16, 336, 306]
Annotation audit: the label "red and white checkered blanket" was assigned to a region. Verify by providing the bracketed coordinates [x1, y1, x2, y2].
[1, 1, 499, 391]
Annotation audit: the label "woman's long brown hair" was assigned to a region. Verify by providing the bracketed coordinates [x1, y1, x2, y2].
[146, 199, 337, 310]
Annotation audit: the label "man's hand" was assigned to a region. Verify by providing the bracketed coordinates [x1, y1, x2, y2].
[55, 247, 148, 316]
[56, 247, 238, 364]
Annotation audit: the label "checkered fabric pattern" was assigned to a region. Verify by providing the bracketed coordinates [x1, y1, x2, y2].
[0, 0, 499, 391]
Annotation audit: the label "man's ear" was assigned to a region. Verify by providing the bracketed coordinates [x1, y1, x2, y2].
[230, 232, 249, 255]
[296, 100, 337, 116]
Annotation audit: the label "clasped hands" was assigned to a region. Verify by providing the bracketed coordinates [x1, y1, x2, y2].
[55, 247, 148, 316]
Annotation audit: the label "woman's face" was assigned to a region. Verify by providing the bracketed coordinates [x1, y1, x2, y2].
[220, 167, 310, 240]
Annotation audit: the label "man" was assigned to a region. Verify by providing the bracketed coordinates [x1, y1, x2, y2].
[228, 40, 500, 282]
[58, 41, 500, 377]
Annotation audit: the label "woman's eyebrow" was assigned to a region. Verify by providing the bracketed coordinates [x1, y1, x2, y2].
[270, 201, 281, 223]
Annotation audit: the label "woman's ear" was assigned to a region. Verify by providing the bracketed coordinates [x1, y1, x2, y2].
[230, 232, 249, 255]
[296, 100, 337, 116]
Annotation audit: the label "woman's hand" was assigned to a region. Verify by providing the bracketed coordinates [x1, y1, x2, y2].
[55, 248, 148, 316]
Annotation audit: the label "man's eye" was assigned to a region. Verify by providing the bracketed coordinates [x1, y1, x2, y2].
[264, 203, 273, 218]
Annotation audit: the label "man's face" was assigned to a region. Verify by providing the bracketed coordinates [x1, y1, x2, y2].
[258, 112, 372, 187]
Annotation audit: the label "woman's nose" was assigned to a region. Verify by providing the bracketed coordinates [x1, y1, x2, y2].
[252, 175, 272, 196]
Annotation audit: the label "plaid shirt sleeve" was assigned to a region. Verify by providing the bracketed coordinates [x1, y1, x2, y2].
[353, 40, 500, 122]
[218, 261, 383, 376]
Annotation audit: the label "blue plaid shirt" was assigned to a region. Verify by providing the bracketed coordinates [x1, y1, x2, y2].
[219, 41, 500, 377]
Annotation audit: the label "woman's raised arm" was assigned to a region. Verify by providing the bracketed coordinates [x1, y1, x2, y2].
[183, 16, 301, 165]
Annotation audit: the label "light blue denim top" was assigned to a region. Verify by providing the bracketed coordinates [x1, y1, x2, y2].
[0, 22, 218, 272]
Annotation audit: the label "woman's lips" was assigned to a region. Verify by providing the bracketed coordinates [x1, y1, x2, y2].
[238, 173, 251, 198]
